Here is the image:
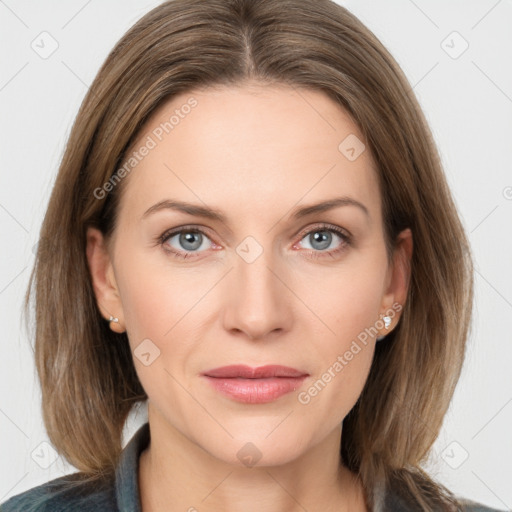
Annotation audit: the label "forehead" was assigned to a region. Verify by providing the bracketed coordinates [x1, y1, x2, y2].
[118, 83, 380, 226]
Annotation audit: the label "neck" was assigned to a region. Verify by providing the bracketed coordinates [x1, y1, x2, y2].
[138, 405, 368, 512]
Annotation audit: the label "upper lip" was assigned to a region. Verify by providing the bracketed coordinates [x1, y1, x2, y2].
[202, 365, 308, 379]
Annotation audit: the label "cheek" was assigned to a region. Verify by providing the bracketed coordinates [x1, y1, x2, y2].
[302, 255, 385, 346]
[294, 256, 384, 414]
[297, 305, 376, 432]
[114, 249, 206, 400]
[115, 247, 210, 341]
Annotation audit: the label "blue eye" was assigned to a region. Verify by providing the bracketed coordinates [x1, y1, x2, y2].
[299, 228, 345, 251]
[294, 224, 351, 260]
[160, 227, 213, 259]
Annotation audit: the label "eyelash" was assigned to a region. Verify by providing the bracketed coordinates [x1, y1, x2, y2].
[157, 223, 352, 261]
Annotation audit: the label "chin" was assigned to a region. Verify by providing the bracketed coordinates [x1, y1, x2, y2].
[196, 427, 312, 469]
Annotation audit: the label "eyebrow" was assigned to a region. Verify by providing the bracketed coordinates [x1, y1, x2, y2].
[141, 196, 370, 223]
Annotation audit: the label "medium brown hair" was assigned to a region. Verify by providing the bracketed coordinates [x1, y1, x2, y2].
[26, 0, 474, 509]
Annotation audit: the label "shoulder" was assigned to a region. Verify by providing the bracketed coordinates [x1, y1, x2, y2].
[0, 472, 117, 512]
[382, 486, 506, 512]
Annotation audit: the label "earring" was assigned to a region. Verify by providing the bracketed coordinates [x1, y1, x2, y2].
[109, 315, 125, 334]
[376, 315, 392, 341]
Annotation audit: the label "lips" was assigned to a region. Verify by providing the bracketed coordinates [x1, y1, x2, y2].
[202, 364, 308, 379]
[201, 365, 309, 404]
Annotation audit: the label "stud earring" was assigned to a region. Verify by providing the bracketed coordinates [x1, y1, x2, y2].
[109, 315, 125, 334]
[376, 315, 392, 341]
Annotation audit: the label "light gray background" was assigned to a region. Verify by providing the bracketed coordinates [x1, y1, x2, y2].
[1, 0, 511, 509]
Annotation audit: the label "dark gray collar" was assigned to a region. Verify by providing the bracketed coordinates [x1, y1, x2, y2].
[115, 421, 149, 511]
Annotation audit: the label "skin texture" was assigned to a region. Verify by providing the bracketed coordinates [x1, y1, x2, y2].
[86, 83, 412, 512]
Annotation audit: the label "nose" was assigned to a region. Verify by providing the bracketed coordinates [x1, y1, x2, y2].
[222, 245, 293, 341]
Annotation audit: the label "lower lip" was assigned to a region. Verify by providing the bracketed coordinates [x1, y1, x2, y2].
[202, 376, 308, 404]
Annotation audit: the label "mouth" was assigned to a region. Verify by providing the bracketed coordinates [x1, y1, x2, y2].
[201, 365, 309, 404]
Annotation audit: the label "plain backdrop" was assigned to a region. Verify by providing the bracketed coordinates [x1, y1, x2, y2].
[0, 0, 511, 509]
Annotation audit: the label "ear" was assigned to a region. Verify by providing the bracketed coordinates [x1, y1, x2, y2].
[86, 227, 125, 327]
[379, 228, 413, 331]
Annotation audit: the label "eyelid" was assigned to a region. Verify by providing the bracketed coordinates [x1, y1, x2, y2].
[158, 224, 219, 249]
[293, 221, 352, 242]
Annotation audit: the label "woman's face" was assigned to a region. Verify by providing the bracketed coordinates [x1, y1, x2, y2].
[87, 83, 411, 467]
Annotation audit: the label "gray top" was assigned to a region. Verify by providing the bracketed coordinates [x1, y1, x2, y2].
[0, 422, 505, 512]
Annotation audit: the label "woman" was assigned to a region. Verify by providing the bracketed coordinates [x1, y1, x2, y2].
[0, 0, 504, 511]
